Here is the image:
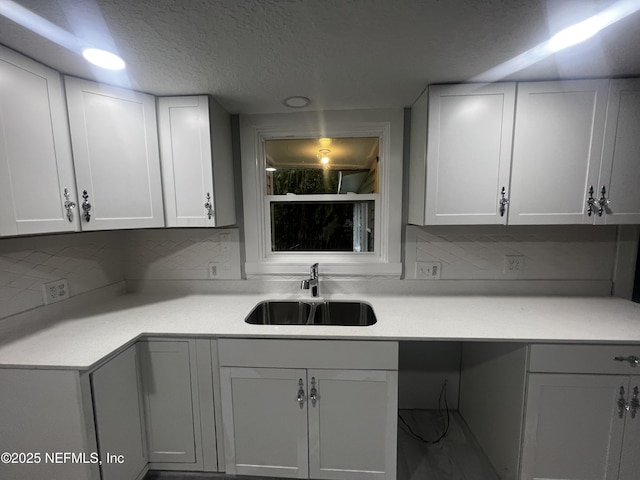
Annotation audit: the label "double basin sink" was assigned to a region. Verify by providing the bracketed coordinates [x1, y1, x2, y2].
[245, 300, 376, 326]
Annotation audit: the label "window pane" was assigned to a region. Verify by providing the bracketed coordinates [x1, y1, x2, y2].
[271, 201, 375, 252]
[265, 137, 379, 195]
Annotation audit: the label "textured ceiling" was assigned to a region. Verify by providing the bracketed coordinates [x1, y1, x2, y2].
[0, 0, 639, 114]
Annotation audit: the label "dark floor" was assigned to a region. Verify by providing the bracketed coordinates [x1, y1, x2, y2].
[144, 410, 499, 480]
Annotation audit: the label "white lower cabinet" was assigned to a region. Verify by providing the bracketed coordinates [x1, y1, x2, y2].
[460, 343, 640, 480]
[219, 339, 398, 480]
[138, 340, 200, 465]
[91, 345, 148, 480]
[137, 338, 219, 472]
[520, 345, 640, 480]
[307, 369, 396, 480]
[521, 373, 636, 480]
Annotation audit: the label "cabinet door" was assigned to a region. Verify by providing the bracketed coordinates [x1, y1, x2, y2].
[65, 77, 164, 230]
[158, 96, 216, 227]
[520, 373, 626, 480]
[509, 80, 609, 224]
[138, 340, 200, 465]
[619, 377, 640, 480]
[307, 369, 397, 480]
[424, 83, 516, 225]
[0, 46, 79, 236]
[596, 79, 640, 224]
[91, 346, 147, 480]
[220, 367, 309, 478]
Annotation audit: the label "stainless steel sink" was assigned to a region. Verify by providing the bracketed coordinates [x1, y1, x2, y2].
[245, 300, 376, 326]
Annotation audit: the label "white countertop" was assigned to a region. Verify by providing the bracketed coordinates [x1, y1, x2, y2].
[1, 283, 639, 370]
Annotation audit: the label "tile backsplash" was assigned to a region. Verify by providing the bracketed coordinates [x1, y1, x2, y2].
[0, 223, 623, 320]
[123, 229, 242, 280]
[0, 231, 124, 319]
[406, 225, 617, 281]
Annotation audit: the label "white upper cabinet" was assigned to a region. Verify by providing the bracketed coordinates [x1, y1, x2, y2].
[0, 46, 79, 236]
[65, 77, 164, 230]
[157, 95, 236, 227]
[595, 79, 640, 224]
[508, 80, 609, 225]
[408, 83, 516, 225]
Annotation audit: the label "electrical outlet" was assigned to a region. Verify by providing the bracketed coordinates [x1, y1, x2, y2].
[208, 262, 218, 278]
[503, 255, 525, 276]
[42, 279, 70, 304]
[415, 261, 442, 279]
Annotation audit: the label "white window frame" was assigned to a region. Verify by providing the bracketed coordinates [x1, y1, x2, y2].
[240, 110, 403, 277]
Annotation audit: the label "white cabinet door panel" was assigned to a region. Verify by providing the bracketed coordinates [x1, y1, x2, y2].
[307, 369, 397, 480]
[138, 340, 199, 464]
[220, 367, 309, 478]
[509, 80, 609, 224]
[618, 377, 640, 480]
[597, 79, 640, 224]
[158, 96, 215, 226]
[92, 346, 147, 480]
[0, 46, 79, 235]
[65, 77, 164, 230]
[425, 83, 515, 224]
[520, 373, 625, 480]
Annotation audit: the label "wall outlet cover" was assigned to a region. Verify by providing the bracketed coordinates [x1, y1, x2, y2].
[416, 261, 442, 279]
[42, 279, 70, 304]
[503, 255, 525, 276]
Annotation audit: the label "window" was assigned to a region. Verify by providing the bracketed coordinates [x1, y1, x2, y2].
[265, 137, 379, 253]
[240, 109, 403, 277]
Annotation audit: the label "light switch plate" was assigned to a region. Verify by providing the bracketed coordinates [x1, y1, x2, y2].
[208, 262, 219, 278]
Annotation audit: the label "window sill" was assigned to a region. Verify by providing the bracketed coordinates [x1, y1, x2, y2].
[245, 261, 402, 278]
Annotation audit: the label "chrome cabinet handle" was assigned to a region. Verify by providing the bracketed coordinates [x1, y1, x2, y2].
[587, 185, 596, 216]
[614, 355, 640, 367]
[630, 386, 639, 419]
[499, 187, 509, 217]
[310, 376, 318, 407]
[297, 378, 305, 408]
[618, 386, 628, 418]
[204, 192, 214, 220]
[81, 190, 91, 222]
[63, 188, 76, 222]
[597, 185, 610, 216]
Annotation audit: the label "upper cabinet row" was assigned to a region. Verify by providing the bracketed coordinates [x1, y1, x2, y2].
[0, 45, 235, 237]
[409, 79, 640, 225]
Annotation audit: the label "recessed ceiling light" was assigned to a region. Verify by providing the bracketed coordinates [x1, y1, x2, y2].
[283, 96, 311, 108]
[266, 167, 276, 172]
[82, 48, 126, 70]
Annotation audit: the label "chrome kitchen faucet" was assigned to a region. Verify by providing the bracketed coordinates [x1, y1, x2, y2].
[301, 263, 320, 297]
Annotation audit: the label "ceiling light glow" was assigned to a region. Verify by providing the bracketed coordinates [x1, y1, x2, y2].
[319, 148, 331, 164]
[82, 48, 125, 70]
[471, 0, 640, 82]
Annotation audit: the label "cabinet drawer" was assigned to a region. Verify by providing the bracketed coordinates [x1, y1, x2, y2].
[529, 344, 640, 374]
[218, 339, 398, 370]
